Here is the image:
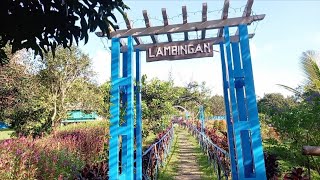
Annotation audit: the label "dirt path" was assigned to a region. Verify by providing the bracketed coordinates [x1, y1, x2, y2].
[174, 127, 203, 180]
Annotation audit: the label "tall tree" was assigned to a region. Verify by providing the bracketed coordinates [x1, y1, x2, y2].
[37, 46, 94, 127]
[207, 95, 225, 116]
[0, 0, 128, 65]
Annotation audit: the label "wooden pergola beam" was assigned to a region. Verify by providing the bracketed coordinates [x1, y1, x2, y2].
[161, 8, 172, 42]
[201, 3, 207, 39]
[124, 13, 142, 45]
[182, 6, 188, 40]
[119, 34, 255, 52]
[143, 10, 158, 44]
[96, 14, 264, 38]
[217, 0, 230, 37]
[235, 0, 254, 35]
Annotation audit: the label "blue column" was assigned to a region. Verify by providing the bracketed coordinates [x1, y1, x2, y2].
[239, 24, 266, 180]
[109, 38, 121, 179]
[125, 36, 135, 180]
[135, 49, 142, 180]
[109, 36, 135, 180]
[231, 42, 254, 177]
[224, 27, 242, 179]
[121, 51, 128, 174]
[199, 106, 205, 133]
[219, 42, 238, 180]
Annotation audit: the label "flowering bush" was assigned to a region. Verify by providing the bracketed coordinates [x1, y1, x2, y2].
[0, 120, 108, 179]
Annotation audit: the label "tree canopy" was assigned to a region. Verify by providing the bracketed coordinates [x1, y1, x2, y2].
[0, 0, 128, 65]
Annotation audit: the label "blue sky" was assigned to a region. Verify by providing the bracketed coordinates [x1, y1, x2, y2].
[80, 0, 320, 97]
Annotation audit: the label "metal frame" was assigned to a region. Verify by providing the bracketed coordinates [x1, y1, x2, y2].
[103, 0, 267, 179]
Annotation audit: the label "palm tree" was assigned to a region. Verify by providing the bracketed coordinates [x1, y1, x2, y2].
[277, 50, 320, 98]
[300, 50, 320, 92]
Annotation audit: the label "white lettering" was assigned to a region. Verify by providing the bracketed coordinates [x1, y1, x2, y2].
[164, 46, 171, 56]
[148, 48, 155, 58]
[180, 45, 187, 55]
[188, 44, 195, 54]
[203, 43, 210, 53]
[172, 46, 178, 55]
[195, 44, 203, 53]
[156, 47, 163, 57]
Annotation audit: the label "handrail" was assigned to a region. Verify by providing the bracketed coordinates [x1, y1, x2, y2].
[191, 125, 229, 156]
[141, 126, 175, 180]
[142, 127, 173, 156]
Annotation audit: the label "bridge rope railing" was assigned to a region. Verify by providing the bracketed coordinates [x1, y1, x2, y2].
[181, 122, 231, 179]
[141, 126, 174, 180]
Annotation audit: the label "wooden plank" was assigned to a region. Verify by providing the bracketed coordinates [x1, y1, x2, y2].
[201, 3, 207, 39]
[103, 14, 264, 38]
[124, 13, 142, 45]
[217, 0, 230, 37]
[120, 34, 255, 52]
[235, 0, 254, 35]
[161, 8, 172, 42]
[182, 6, 188, 40]
[146, 39, 214, 62]
[302, 146, 320, 156]
[143, 10, 158, 44]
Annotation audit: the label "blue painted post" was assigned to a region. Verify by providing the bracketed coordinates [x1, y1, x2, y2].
[231, 42, 254, 177]
[224, 26, 243, 180]
[122, 51, 128, 174]
[109, 38, 121, 179]
[219, 42, 238, 180]
[239, 24, 266, 179]
[135, 49, 142, 180]
[199, 106, 205, 133]
[125, 36, 135, 180]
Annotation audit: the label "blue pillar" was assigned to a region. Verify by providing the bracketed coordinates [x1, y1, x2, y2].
[109, 36, 135, 180]
[109, 38, 121, 179]
[125, 36, 135, 180]
[121, 51, 128, 175]
[231, 42, 254, 177]
[199, 106, 205, 133]
[135, 49, 142, 180]
[219, 42, 238, 180]
[239, 24, 266, 179]
[223, 25, 267, 180]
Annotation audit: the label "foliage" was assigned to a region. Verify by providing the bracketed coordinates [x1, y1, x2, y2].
[284, 167, 309, 180]
[0, 121, 107, 179]
[1, 46, 103, 136]
[262, 51, 320, 177]
[300, 51, 320, 92]
[141, 76, 178, 136]
[37, 46, 96, 127]
[75, 161, 108, 180]
[0, 135, 83, 179]
[207, 95, 225, 116]
[258, 93, 296, 117]
[0, 0, 128, 65]
[173, 81, 211, 117]
[264, 152, 281, 179]
[99, 81, 111, 119]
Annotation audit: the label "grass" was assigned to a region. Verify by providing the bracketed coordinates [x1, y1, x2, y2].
[159, 127, 217, 180]
[186, 128, 217, 180]
[0, 129, 14, 140]
[158, 127, 179, 180]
